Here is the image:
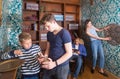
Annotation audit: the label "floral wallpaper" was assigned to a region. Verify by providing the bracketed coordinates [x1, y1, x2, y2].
[0, 0, 120, 78]
[0, 0, 22, 78]
[81, 0, 120, 77]
[0, 0, 22, 52]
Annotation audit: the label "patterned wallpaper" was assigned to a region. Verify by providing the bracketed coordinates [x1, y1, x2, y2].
[81, 0, 120, 77]
[0, 0, 22, 52]
[0, 0, 120, 78]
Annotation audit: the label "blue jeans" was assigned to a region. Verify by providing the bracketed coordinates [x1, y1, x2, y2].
[42, 64, 69, 79]
[22, 73, 40, 79]
[91, 40, 104, 68]
[69, 55, 83, 78]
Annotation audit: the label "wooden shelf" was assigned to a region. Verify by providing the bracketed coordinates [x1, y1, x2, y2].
[44, 11, 64, 13]
[41, 0, 64, 4]
[23, 19, 39, 21]
[22, 0, 81, 50]
[23, 9, 39, 12]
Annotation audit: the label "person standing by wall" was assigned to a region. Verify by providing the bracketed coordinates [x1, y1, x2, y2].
[38, 13, 72, 79]
[85, 19, 111, 77]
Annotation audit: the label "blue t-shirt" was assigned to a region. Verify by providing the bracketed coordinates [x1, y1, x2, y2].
[47, 28, 72, 65]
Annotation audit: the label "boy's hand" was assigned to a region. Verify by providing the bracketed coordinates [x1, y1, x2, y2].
[14, 50, 23, 55]
[38, 53, 47, 64]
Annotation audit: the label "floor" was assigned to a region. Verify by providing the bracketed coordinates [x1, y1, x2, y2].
[68, 62, 119, 79]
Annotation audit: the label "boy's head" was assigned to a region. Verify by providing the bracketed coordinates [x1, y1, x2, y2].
[40, 13, 57, 32]
[19, 32, 32, 49]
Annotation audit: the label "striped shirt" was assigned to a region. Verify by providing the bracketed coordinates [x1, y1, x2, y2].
[1, 44, 41, 75]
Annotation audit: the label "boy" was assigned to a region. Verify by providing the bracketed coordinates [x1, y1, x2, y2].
[38, 13, 72, 79]
[1, 32, 41, 79]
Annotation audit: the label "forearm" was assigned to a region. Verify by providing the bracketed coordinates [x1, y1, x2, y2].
[86, 32, 100, 40]
[56, 52, 72, 65]
[55, 43, 72, 65]
[44, 42, 50, 57]
[44, 49, 49, 57]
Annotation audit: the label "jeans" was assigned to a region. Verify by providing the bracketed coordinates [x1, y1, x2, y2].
[42, 64, 69, 79]
[22, 73, 39, 79]
[91, 40, 104, 68]
[69, 55, 83, 78]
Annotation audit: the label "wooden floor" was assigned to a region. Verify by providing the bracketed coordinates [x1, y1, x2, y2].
[68, 60, 119, 79]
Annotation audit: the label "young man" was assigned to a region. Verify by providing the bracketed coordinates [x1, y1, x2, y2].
[38, 13, 72, 79]
[85, 19, 111, 77]
[2, 32, 41, 79]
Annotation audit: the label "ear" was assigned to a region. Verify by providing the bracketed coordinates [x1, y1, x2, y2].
[19, 41, 22, 46]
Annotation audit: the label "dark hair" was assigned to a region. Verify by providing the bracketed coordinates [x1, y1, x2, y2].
[84, 19, 91, 31]
[40, 13, 56, 25]
[85, 19, 91, 26]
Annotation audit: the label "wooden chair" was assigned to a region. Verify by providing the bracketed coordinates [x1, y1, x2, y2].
[0, 58, 24, 79]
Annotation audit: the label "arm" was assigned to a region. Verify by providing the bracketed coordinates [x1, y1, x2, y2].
[56, 42, 72, 65]
[1, 50, 18, 60]
[95, 27, 104, 32]
[94, 26, 110, 32]
[86, 27, 110, 41]
[44, 41, 50, 57]
[41, 42, 72, 69]
[80, 45, 87, 56]
[38, 41, 50, 64]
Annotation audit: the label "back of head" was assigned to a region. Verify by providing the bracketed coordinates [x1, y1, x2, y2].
[19, 32, 31, 42]
[40, 13, 56, 24]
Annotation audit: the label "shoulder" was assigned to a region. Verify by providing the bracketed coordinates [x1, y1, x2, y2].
[61, 29, 70, 36]
[79, 44, 84, 47]
[62, 28, 69, 33]
[32, 44, 40, 48]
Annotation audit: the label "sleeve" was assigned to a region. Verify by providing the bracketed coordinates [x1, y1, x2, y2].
[37, 45, 42, 54]
[1, 50, 18, 60]
[62, 29, 72, 44]
[79, 44, 87, 56]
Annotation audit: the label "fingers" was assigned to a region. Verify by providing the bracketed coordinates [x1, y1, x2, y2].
[38, 57, 45, 64]
[47, 58, 52, 61]
[41, 64, 49, 69]
[42, 60, 50, 65]
[14, 50, 23, 55]
[40, 53, 44, 57]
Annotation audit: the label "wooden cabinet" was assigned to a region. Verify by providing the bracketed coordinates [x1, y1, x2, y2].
[22, 0, 40, 44]
[22, 0, 81, 50]
[40, 0, 80, 28]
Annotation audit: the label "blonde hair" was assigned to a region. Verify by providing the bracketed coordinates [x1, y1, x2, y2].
[19, 32, 31, 42]
[74, 38, 84, 45]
